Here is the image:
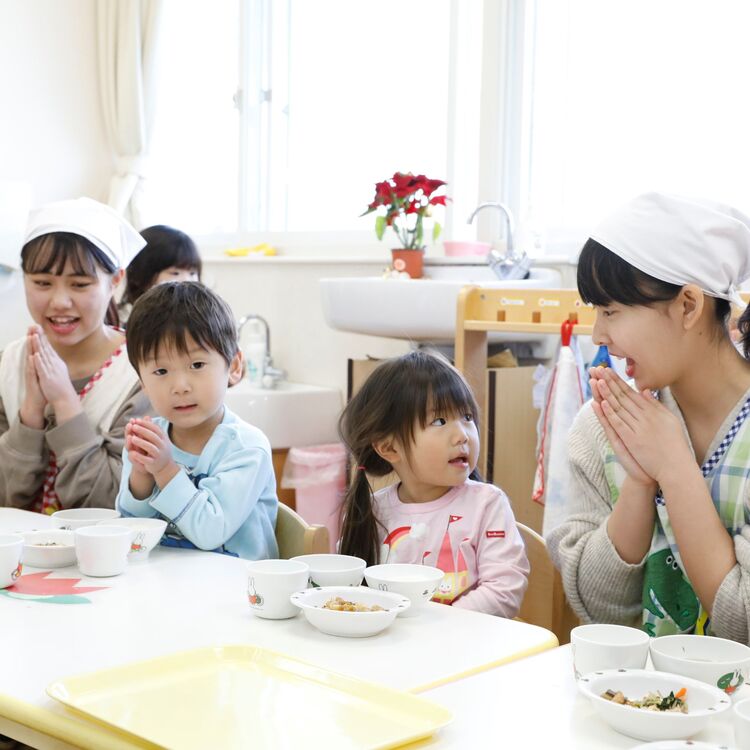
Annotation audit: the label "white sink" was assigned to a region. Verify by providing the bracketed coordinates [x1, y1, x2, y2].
[320, 265, 563, 343]
[224, 381, 342, 449]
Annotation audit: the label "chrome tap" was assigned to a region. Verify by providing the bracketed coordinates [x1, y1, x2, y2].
[467, 202, 531, 280]
[237, 313, 286, 388]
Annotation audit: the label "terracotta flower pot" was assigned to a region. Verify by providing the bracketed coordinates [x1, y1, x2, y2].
[391, 248, 425, 279]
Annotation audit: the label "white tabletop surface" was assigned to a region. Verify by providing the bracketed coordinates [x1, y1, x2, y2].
[0, 509, 557, 748]
[416, 644, 741, 749]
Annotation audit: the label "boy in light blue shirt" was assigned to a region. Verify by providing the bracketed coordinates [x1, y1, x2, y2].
[116, 282, 278, 560]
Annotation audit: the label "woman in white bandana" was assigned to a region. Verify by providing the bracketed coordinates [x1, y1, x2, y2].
[0, 197, 151, 513]
[547, 192, 750, 644]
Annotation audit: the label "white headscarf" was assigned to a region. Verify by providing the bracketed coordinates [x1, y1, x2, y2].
[590, 192, 750, 308]
[23, 197, 145, 270]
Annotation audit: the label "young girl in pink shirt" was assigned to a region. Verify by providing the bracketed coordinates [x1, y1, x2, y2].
[338, 350, 529, 617]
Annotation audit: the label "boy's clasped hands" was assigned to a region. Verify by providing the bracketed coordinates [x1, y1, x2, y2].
[20, 325, 82, 429]
[589, 366, 694, 490]
[125, 417, 179, 498]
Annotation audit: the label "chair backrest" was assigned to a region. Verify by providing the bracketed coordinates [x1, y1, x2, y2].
[516, 521, 579, 644]
[275, 503, 330, 559]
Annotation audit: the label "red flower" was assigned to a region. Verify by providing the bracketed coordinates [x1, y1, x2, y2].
[362, 171, 449, 249]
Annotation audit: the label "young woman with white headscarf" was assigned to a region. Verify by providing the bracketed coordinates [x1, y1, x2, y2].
[546, 192, 750, 644]
[0, 197, 151, 513]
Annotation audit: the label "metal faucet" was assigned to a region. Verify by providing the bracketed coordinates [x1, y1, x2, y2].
[237, 313, 286, 388]
[467, 202, 532, 280]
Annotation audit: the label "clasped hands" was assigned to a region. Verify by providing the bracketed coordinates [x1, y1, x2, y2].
[20, 325, 80, 429]
[125, 417, 179, 489]
[589, 366, 693, 490]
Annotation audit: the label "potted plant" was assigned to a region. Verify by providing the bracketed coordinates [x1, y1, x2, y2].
[362, 172, 448, 279]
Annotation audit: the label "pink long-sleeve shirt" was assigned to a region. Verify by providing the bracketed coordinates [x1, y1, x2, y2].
[373, 479, 529, 617]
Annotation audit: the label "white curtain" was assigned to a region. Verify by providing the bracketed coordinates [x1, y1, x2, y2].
[97, 0, 165, 226]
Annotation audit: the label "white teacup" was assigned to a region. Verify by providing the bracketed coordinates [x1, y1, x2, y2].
[75, 525, 133, 577]
[0, 534, 24, 588]
[736, 698, 750, 749]
[246, 559, 309, 619]
[571, 623, 650, 679]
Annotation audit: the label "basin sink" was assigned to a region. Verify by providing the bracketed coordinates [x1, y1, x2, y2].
[320, 265, 562, 344]
[224, 381, 342, 449]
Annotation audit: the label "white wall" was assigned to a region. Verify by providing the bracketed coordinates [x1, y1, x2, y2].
[0, 0, 110, 350]
[0, 0, 110, 206]
[202, 259, 410, 395]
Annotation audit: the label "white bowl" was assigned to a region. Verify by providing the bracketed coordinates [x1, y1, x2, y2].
[571, 623, 650, 678]
[290, 554, 366, 587]
[364, 563, 444, 616]
[650, 634, 750, 697]
[51, 508, 120, 530]
[578, 668, 731, 741]
[632, 742, 732, 749]
[98, 518, 167, 560]
[290, 585, 410, 637]
[21, 530, 76, 568]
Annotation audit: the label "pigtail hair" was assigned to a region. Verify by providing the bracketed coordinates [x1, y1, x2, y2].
[338, 461, 381, 567]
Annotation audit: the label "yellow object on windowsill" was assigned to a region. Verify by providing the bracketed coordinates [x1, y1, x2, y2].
[225, 242, 277, 257]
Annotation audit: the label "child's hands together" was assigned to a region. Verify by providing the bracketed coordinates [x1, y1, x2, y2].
[589, 367, 692, 487]
[20, 327, 47, 429]
[126, 417, 178, 486]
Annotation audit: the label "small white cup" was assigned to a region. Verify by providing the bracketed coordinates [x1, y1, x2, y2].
[571, 623, 650, 679]
[246, 559, 309, 619]
[735, 698, 750, 749]
[0, 534, 24, 588]
[75, 525, 133, 577]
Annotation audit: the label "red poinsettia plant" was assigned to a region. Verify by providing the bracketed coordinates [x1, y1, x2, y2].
[362, 172, 449, 250]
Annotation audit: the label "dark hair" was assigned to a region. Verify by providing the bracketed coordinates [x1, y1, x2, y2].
[122, 225, 201, 305]
[577, 238, 732, 332]
[338, 350, 480, 566]
[22, 232, 121, 327]
[126, 282, 238, 372]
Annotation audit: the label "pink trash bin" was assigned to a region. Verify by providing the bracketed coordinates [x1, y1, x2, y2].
[281, 443, 347, 552]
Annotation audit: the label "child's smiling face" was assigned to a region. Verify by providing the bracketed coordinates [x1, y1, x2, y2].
[138, 334, 242, 441]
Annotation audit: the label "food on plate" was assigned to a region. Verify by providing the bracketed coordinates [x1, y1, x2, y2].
[321, 596, 386, 612]
[601, 687, 688, 713]
[31, 541, 66, 547]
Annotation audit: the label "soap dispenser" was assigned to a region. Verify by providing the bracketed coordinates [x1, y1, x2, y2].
[243, 319, 266, 385]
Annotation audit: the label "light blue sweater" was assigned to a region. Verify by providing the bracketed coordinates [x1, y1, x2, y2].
[116, 407, 278, 560]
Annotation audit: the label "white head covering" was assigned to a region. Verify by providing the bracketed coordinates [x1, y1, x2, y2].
[590, 192, 750, 308]
[23, 197, 145, 270]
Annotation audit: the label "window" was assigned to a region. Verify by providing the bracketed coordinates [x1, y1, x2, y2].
[143, 0, 485, 242]
[523, 0, 750, 253]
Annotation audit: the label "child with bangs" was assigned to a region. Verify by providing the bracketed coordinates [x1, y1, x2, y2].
[119, 225, 201, 323]
[0, 197, 150, 513]
[116, 281, 278, 560]
[547, 192, 750, 643]
[338, 350, 528, 617]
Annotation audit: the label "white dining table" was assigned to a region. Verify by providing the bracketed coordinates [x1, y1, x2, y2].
[413, 644, 742, 749]
[0, 508, 557, 749]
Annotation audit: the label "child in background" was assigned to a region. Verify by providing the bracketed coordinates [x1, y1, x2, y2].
[116, 282, 278, 560]
[338, 350, 529, 617]
[119, 225, 201, 323]
[0, 197, 150, 512]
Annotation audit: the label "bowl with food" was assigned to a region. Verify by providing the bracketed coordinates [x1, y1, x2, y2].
[289, 554, 366, 587]
[578, 668, 731, 741]
[51, 508, 120, 530]
[98, 517, 168, 561]
[364, 563, 444, 616]
[650, 634, 750, 697]
[21, 530, 76, 568]
[290, 585, 410, 637]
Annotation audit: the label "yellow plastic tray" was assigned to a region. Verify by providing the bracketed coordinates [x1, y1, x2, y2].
[47, 645, 453, 749]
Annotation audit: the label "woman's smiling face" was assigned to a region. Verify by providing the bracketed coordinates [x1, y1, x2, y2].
[24, 259, 118, 346]
[591, 300, 688, 390]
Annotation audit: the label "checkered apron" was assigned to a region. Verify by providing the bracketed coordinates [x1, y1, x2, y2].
[603, 395, 750, 636]
[33, 343, 126, 514]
